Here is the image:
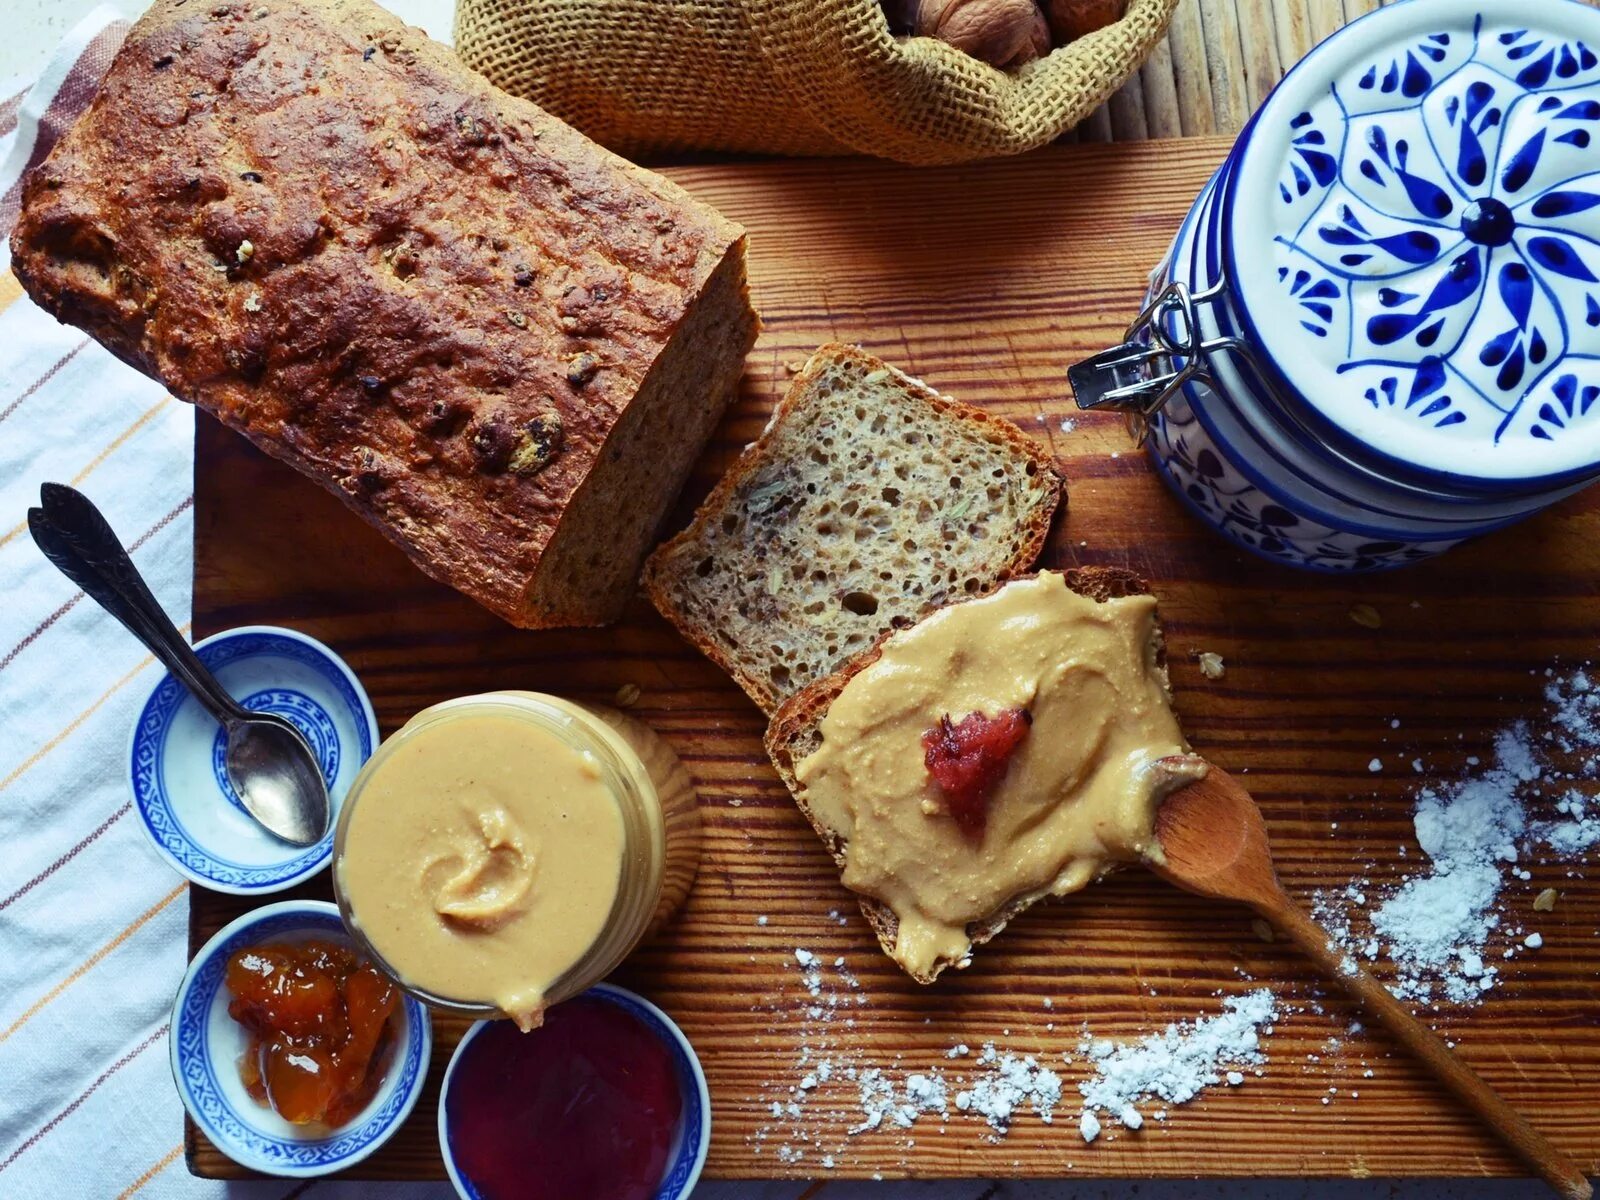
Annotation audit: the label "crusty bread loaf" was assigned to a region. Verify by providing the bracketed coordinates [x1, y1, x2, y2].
[764, 567, 1159, 984]
[10, 0, 758, 628]
[643, 344, 1062, 713]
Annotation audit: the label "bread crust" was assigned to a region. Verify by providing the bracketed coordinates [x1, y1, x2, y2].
[763, 566, 1160, 984]
[10, 0, 754, 628]
[643, 343, 1064, 712]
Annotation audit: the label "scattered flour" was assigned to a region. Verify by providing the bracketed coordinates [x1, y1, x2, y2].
[750, 947, 1286, 1166]
[1316, 666, 1600, 1006]
[1538, 788, 1600, 855]
[954, 1050, 1063, 1131]
[1075, 990, 1278, 1140]
[752, 946, 1283, 1166]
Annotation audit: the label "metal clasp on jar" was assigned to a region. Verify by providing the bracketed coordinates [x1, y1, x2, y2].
[1068, 279, 1257, 446]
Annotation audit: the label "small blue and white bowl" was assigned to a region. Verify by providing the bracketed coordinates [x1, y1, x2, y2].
[129, 625, 377, 893]
[171, 899, 432, 1177]
[438, 984, 710, 1200]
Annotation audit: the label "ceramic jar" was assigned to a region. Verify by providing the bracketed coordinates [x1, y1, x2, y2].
[1071, 0, 1600, 571]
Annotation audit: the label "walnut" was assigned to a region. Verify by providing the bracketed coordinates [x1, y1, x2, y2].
[1013, 4, 1051, 66]
[508, 411, 564, 477]
[1043, 0, 1126, 44]
[915, 0, 1049, 69]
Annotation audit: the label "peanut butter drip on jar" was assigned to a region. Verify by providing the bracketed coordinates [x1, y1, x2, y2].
[794, 573, 1201, 981]
[338, 713, 626, 1030]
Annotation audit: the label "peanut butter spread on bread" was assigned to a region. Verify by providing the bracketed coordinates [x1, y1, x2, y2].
[793, 573, 1199, 980]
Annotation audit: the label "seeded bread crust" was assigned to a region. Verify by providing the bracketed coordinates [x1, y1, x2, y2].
[10, 0, 757, 628]
[643, 343, 1063, 714]
[764, 567, 1161, 985]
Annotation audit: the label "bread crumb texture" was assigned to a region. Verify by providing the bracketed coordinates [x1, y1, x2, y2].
[646, 345, 1059, 711]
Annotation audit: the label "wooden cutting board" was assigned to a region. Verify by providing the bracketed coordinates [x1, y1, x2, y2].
[187, 136, 1600, 1182]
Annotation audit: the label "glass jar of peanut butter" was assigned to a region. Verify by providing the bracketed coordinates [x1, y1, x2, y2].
[332, 691, 700, 1030]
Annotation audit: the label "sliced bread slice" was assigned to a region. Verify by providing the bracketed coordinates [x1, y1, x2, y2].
[764, 566, 1161, 985]
[642, 344, 1063, 714]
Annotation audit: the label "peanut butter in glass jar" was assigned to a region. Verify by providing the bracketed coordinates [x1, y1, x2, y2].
[333, 691, 700, 1030]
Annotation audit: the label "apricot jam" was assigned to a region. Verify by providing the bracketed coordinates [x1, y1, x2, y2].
[224, 939, 398, 1127]
[445, 996, 683, 1200]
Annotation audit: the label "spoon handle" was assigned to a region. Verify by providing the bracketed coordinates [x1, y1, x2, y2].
[27, 483, 243, 725]
[1260, 892, 1592, 1200]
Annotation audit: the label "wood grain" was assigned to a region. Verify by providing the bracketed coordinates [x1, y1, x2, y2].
[1110, 0, 1600, 139]
[188, 138, 1600, 1182]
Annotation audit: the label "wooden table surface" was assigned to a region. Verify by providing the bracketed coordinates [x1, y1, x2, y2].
[190, 135, 1600, 1182]
[1098, 0, 1600, 141]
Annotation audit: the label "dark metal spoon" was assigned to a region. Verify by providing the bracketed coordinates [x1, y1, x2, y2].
[28, 483, 330, 846]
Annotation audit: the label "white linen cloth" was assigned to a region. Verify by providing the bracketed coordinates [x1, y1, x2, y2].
[0, 6, 1527, 1200]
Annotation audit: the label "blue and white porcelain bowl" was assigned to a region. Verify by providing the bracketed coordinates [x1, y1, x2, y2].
[1084, 0, 1600, 571]
[438, 984, 711, 1200]
[170, 900, 432, 1177]
[129, 625, 377, 893]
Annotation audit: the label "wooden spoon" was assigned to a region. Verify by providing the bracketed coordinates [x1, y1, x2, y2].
[1148, 760, 1593, 1200]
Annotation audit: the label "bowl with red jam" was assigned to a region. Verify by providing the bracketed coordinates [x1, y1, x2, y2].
[438, 983, 710, 1200]
[171, 899, 432, 1177]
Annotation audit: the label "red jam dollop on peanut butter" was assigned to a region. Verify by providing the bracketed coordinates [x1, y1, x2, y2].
[921, 708, 1032, 839]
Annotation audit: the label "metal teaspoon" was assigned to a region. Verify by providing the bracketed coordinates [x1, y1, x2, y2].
[27, 483, 330, 846]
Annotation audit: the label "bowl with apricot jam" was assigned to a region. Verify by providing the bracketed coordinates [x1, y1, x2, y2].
[438, 983, 710, 1200]
[171, 899, 432, 1176]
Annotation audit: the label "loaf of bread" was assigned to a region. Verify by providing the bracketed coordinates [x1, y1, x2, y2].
[765, 567, 1160, 984]
[643, 344, 1062, 713]
[10, 0, 759, 628]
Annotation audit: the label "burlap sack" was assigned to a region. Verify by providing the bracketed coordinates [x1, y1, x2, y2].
[454, 0, 1179, 165]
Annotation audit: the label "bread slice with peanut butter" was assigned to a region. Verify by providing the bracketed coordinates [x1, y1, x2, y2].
[765, 568, 1199, 985]
[642, 343, 1062, 714]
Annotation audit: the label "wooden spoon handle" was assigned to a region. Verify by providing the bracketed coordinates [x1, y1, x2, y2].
[1260, 893, 1593, 1200]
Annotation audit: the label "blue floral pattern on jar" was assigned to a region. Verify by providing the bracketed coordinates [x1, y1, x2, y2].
[1268, 13, 1600, 460]
[1147, 382, 1459, 572]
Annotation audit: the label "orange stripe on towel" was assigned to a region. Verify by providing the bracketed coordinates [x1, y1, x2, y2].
[0, 624, 189, 794]
[0, 397, 174, 551]
[0, 271, 22, 314]
[113, 1145, 183, 1199]
[0, 883, 187, 1045]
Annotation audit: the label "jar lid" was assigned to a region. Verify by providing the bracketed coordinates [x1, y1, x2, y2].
[1223, 0, 1600, 486]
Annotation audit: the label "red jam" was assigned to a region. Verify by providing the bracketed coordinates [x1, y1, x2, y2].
[445, 996, 683, 1200]
[224, 939, 399, 1127]
[921, 707, 1032, 839]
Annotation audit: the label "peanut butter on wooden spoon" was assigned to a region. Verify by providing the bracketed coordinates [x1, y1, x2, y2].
[1147, 761, 1592, 1200]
